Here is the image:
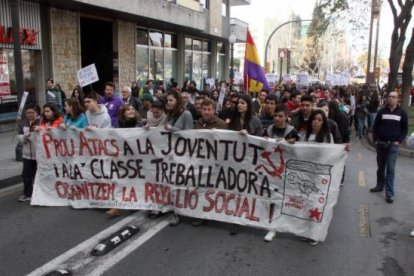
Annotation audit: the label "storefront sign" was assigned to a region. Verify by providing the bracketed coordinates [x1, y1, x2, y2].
[0, 25, 39, 45]
[0, 50, 10, 97]
[77, 64, 99, 87]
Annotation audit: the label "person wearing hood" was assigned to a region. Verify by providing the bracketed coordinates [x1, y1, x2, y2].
[84, 91, 112, 129]
[98, 82, 123, 127]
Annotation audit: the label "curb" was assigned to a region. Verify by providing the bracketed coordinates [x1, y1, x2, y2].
[0, 175, 22, 190]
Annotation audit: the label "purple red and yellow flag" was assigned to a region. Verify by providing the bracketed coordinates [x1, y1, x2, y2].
[244, 30, 270, 93]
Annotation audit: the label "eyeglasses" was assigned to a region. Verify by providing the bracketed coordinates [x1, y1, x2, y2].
[388, 95, 397, 98]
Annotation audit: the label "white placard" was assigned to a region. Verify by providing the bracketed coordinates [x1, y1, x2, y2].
[77, 64, 99, 87]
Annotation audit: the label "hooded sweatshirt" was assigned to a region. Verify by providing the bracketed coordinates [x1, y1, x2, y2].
[17, 118, 40, 160]
[86, 104, 112, 128]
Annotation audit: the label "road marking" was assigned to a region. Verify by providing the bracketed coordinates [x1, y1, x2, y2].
[357, 153, 362, 161]
[358, 205, 371, 237]
[358, 171, 366, 187]
[27, 212, 144, 276]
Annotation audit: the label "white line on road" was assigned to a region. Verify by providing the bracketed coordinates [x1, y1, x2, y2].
[27, 212, 141, 276]
[358, 171, 366, 187]
[0, 183, 22, 198]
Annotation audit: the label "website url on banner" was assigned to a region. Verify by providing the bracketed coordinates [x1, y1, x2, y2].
[88, 201, 157, 209]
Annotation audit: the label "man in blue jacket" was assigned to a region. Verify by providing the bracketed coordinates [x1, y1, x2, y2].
[370, 91, 408, 203]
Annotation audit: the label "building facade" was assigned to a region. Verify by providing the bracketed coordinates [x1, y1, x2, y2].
[0, 0, 249, 131]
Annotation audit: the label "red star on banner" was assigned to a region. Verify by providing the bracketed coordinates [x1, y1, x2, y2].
[309, 208, 322, 222]
[274, 146, 284, 153]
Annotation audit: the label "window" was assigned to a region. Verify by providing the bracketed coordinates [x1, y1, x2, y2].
[216, 42, 225, 81]
[0, 49, 36, 118]
[200, 0, 209, 10]
[136, 28, 177, 87]
[184, 37, 211, 89]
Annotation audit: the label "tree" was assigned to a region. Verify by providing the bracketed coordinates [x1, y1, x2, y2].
[387, 0, 414, 109]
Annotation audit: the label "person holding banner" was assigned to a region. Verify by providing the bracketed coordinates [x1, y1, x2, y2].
[165, 90, 194, 226]
[38, 103, 63, 130]
[263, 104, 299, 241]
[16, 104, 41, 202]
[228, 94, 262, 234]
[60, 98, 87, 129]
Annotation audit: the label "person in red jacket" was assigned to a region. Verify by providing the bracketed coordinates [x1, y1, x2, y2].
[38, 103, 63, 129]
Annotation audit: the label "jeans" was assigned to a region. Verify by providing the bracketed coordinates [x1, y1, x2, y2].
[22, 158, 37, 197]
[368, 112, 377, 129]
[376, 143, 399, 198]
[356, 117, 366, 138]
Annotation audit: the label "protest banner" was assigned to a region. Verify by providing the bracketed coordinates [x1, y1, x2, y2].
[31, 128, 347, 241]
[296, 73, 309, 91]
[17, 91, 29, 120]
[77, 64, 99, 87]
[205, 78, 216, 90]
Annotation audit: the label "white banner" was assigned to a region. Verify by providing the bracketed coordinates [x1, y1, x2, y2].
[77, 64, 99, 87]
[17, 91, 29, 120]
[0, 50, 10, 97]
[31, 129, 347, 241]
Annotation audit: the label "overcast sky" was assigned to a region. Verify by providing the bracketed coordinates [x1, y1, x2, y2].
[231, 0, 410, 61]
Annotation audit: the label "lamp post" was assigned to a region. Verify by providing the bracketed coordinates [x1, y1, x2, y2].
[279, 50, 285, 84]
[229, 33, 236, 88]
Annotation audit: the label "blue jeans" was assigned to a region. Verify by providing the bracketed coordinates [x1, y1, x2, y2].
[357, 117, 366, 138]
[368, 112, 377, 129]
[376, 143, 399, 198]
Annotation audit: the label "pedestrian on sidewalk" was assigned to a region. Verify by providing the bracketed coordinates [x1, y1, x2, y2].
[16, 104, 41, 202]
[370, 91, 408, 204]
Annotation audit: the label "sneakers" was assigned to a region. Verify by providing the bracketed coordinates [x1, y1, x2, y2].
[370, 186, 383, 193]
[410, 229, 414, 237]
[18, 195, 31, 202]
[308, 239, 319, 246]
[148, 210, 163, 218]
[169, 213, 180, 226]
[191, 219, 205, 227]
[264, 231, 276, 242]
[106, 208, 121, 218]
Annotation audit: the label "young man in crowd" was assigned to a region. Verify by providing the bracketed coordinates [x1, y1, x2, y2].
[192, 98, 228, 227]
[290, 95, 314, 137]
[45, 78, 65, 114]
[285, 90, 302, 116]
[84, 91, 112, 129]
[139, 93, 154, 125]
[98, 82, 123, 127]
[260, 94, 278, 131]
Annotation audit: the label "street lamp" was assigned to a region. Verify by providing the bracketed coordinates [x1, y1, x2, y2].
[279, 50, 285, 84]
[229, 33, 236, 88]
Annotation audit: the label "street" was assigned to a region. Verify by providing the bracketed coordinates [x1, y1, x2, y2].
[1, 137, 413, 276]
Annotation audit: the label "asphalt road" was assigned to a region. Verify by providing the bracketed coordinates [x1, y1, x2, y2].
[1, 137, 413, 276]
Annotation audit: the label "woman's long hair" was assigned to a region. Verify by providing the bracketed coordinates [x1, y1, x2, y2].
[118, 104, 140, 128]
[42, 103, 61, 123]
[229, 94, 254, 132]
[166, 90, 185, 122]
[65, 97, 85, 119]
[71, 85, 85, 106]
[305, 109, 331, 143]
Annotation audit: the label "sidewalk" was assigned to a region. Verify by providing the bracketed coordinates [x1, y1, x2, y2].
[0, 131, 22, 189]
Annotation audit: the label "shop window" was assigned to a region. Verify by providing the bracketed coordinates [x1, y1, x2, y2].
[0, 49, 36, 119]
[149, 31, 163, 47]
[193, 39, 202, 51]
[185, 37, 192, 50]
[136, 46, 149, 87]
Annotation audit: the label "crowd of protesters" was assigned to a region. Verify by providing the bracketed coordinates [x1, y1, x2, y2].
[18, 76, 410, 245]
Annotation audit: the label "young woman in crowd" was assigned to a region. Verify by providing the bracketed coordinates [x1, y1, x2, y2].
[164, 90, 193, 225]
[16, 104, 41, 202]
[106, 104, 142, 218]
[71, 85, 85, 108]
[298, 109, 350, 245]
[355, 94, 370, 139]
[228, 94, 262, 235]
[38, 103, 63, 130]
[144, 100, 167, 129]
[228, 94, 262, 136]
[60, 98, 87, 129]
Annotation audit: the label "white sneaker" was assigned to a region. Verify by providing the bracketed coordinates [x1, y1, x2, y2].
[18, 195, 31, 202]
[264, 231, 276, 242]
[410, 229, 414, 237]
[308, 239, 319, 246]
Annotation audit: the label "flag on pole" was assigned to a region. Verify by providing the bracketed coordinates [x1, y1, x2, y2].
[244, 30, 270, 93]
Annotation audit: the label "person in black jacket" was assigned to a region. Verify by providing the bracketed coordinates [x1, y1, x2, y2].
[328, 100, 350, 143]
[370, 91, 408, 203]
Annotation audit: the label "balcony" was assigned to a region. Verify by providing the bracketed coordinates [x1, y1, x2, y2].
[230, 18, 248, 42]
[229, 0, 251, 6]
